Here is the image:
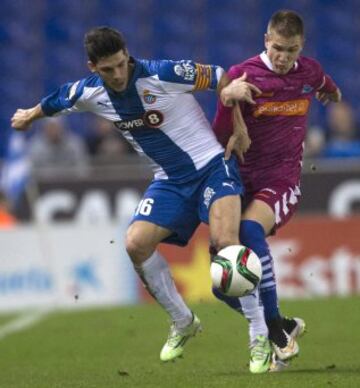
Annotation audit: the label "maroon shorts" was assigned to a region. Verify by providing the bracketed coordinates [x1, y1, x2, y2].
[243, 181, 301, 234]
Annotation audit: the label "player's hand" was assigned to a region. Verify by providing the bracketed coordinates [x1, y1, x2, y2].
[316, 88, 342, 106]
[220, 73, 262, 107]
[11, 105, 45, 131]
[224, 132, 251, 163]
[11, 109, 35, 130]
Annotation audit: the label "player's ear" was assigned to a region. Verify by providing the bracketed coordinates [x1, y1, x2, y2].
[87, 61, 97, 73]
[300, 37, 305, 50]
[264, 33, 270, 49]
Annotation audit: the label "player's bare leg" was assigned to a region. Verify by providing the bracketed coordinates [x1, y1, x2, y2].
[208, 195, 240, 251]
[126, 221, 201, 361]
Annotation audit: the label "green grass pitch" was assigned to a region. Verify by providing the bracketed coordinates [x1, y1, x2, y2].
[0, 297, 359, 387]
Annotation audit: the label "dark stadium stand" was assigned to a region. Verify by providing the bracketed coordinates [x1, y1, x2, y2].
[1, 0, 359, 159]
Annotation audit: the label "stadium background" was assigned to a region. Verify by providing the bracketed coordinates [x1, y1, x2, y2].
[0, 0, 359, 316]
[1, 0, 360, 155]
[0, 1, 360, 386]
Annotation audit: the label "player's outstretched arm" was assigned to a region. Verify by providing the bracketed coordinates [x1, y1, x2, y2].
[11, 104, 46, 131]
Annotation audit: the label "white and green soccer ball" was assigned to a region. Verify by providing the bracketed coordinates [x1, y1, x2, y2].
[210, 245, 262, 297]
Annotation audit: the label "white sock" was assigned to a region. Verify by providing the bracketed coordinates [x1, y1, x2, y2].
[134, 251, 193, 329]
[240, 289, 269, 346]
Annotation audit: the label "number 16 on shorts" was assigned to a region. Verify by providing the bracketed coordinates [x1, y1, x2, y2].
[135, 198, 154, 216]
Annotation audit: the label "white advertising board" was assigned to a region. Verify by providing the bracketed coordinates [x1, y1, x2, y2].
[0, 223, 138, 311]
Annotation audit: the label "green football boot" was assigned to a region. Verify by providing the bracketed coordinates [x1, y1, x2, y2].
[249, 335, 272, 374]
[160, 314, 201, 362]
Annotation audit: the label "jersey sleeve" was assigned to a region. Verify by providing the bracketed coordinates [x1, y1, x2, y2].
[41, 79, 88, 116]
[212, 64, 247, 146]
[317, 74, 338, 93]
[154, 60, 224, 93]
[309, 59, 338, 93]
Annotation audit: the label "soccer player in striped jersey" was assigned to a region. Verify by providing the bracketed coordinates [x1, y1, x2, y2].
[213, 10, 341, 372]
[11, 27, 259, 363]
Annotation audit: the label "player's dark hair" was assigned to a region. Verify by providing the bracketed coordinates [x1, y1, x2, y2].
[268, 10, 304, 37]
[84, 26, 127, 64]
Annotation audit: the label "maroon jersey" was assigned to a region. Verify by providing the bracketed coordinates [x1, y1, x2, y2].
[213, 52, 337, 191]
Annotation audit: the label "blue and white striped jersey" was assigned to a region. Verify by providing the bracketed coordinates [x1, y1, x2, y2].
[41, 58, 225, 182]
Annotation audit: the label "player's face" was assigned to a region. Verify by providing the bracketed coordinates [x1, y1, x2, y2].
[265, 30, 304, 75]
[88, 50, 131, 92]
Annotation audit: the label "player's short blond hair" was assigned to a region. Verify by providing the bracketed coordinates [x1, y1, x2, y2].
[267, 10, 304, 38]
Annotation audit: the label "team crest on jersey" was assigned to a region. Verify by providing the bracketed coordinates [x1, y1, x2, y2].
[301, 84, 313, 94]
[143, 90, 157, 104]
[174, 61, 196, 81]
[143, 110, 164, 128]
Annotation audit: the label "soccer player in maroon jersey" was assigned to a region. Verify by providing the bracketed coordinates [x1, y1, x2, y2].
[213, 10, 341, 373]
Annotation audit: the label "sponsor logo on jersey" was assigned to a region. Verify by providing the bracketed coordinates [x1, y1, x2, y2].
[143, 90, 157, 104]
[115, 111, 164, 131]
[115, 118, 145, 131]
[301, 84, 313, 94]
[174, 61, 196, 81]
[253, 99, 309, 118]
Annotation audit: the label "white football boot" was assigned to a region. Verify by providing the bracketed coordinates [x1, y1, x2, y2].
[269, 317, 306, 372]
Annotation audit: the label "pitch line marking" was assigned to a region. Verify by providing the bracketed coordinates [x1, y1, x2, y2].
[0, 309, 50, 340]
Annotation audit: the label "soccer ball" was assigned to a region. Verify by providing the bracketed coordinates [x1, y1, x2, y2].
[210, 245, 262, 297]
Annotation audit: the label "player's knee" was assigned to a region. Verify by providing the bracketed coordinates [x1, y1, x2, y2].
[240, 220, 269, 257]
[211, 235, 238, 253]
[125, 231, 152, 264]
